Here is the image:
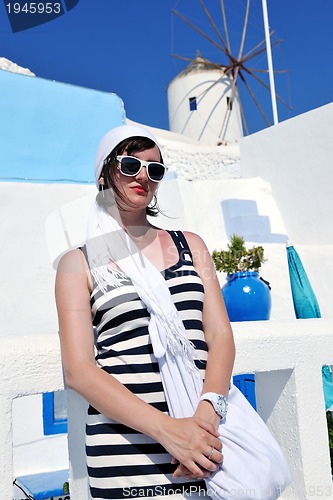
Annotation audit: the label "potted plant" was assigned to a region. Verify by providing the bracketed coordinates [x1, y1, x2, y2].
[212, 234, 271, 322]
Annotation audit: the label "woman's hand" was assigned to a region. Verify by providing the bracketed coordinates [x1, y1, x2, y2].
[158, 415, 223, 478]
[171, 459, 222, 480]
[194, 399, 221, 432]
[170, 401, 224, 480]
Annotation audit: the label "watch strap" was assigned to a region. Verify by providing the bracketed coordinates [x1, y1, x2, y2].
[200, 392, 228, 418]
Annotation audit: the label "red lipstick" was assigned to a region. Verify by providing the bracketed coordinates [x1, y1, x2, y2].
[131, 186, 147, 195]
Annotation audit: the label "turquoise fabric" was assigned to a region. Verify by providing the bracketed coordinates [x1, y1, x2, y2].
[287, 245, 333, 410]
[322, 365, 333, 411]
[287, 245, 321, 319]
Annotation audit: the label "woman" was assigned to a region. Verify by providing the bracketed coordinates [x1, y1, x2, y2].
[55, 124, 289, 499]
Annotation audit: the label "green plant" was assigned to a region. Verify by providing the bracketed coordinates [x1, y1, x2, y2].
[212, 234, 266, 274]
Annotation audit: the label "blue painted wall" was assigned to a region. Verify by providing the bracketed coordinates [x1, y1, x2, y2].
[0, 70, 125, 183]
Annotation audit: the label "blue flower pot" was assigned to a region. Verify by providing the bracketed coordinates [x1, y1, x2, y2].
[222, 271, 271, 322]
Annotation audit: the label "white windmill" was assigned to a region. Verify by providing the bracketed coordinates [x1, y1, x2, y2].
[167, 0, 290, 145]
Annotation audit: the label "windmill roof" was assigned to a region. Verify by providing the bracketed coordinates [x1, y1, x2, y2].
[168, 52, 227, 86]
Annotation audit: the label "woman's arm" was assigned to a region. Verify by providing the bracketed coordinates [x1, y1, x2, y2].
[55, 248, 222, 477]
[173, 232, 235, 479]
[185, 231, 235, 400]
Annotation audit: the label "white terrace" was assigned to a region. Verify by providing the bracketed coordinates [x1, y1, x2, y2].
[1, 319, 333, 499]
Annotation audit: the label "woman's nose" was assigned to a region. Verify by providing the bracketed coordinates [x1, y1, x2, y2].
[136, 166, 149, 181]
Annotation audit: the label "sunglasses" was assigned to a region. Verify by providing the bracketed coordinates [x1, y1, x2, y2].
[116, 155, 167, 182]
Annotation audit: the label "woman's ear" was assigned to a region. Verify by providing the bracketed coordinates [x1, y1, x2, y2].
[99, 176, 105, 186]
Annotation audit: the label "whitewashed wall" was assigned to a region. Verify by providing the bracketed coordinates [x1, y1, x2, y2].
[2, 320, 333, 500]
[240, 102, 333, 318]
[13, 393, 69, 477]
[240, 103, 333, 246]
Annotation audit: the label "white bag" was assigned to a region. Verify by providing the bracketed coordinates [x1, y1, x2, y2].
[153, 335, 291, 500]
[205, 383, 291, 500]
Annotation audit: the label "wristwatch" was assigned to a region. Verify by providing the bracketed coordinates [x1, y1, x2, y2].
[200, 392, 228, 419]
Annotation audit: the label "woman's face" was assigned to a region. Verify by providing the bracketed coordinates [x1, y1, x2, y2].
[112, 145, 161, 211]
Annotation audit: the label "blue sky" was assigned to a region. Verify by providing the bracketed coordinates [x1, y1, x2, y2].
[1, 0, 332, 135]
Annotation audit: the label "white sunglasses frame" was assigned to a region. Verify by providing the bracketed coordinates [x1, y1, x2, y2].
[116, 155, 167, 182]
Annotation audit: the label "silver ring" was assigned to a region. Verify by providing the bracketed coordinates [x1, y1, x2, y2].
[208, 446, 214, 460]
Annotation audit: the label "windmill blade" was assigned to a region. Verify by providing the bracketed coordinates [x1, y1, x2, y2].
[241, 38, 283, 65]
[238, 71, 271, 126]
[218, 0, 250, 139]
[220, 0, 231, 53]
[237, 84, 250, 136]
[172, 9, 235, 62]
[217, 0, 250, 139]
[237, 0, 250, 60]
[242, 30, 275, 60]
[171, 53, 197, 62]
[218, 88, 235, 140]
[242, 66, 292, 109]
[218, 68, 241, 139]
[198, 0, 229, 54]
[247, 68, 288, 74]
[222, 64, 238, 76]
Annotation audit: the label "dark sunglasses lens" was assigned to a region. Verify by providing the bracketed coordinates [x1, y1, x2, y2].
[148, 163, 165, 181]
[120, 157, 141, 176]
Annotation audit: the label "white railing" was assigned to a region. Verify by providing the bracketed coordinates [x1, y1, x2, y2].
[1, 318, 333, 500]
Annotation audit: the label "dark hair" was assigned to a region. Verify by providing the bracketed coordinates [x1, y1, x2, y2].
[97, 136, 163, 217]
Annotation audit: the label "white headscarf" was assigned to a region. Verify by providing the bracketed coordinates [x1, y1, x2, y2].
[94, 123, 160, 187]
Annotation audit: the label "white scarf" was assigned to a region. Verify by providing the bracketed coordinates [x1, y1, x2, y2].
[86, 200, 203, 408]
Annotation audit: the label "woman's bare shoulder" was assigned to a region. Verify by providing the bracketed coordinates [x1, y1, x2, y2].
[182, 231, 208, 251]
[56, 248, 87, 273]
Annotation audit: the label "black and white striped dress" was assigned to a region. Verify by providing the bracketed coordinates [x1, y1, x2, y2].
[85, 231, 209, 499]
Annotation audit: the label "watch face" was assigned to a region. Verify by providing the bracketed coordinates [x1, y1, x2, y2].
[217, 395, 228, 415]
